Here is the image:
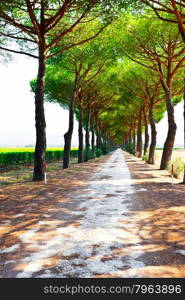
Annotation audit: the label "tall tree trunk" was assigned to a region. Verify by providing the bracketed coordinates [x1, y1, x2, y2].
[148, 105, 157, 164]
[96, 130, 99, 148]
[78, 105, 84, 163]
[63, 93, 75, 169]
[128, 130, 132, 144]
[160, 90, 177, 170]
[96, 125, 101, 149]
[33, 52, 46, 181]
[143, 110, 149, 156]
[98, 125, 102, 149]
[136, 110, 142, 158]
[133, 129, 136, 153]
[91, 119, 95, 152]
[84, 109, 90, 162]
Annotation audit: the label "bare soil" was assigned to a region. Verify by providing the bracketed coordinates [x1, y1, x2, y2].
[155, 149, 185, 179]
[124, 152, 185, 277]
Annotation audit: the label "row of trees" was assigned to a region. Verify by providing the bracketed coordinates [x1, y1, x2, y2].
[114, 13, 184, 169]
[0, 1, 185, 182]
[0, 0, 128, 180]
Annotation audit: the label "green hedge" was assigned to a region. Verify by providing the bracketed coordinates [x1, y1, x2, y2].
[100, 143, 113, 155]
[0, 146, 112, 168]
[84, 149, 96, 161]
[123, 142, 135, 155]
[95, 148, 103, 157]
[0, 150, 79, 167]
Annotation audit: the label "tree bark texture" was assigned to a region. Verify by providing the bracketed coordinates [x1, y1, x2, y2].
[63, 92, 75, 169]
[96, 125, 101, 149]
[132, 130, 136, 153]
[91, 119, 95, 152]
[143, 111, 149, 156]
[136, 110, 142, 158]
[84, 109, 90, 162]
[33, 52, 46, 181]
[148, 106, 157, 164]
[160, 91, 177, 170]
[128, 130, 132, 144]
[78, 105, 84, 164]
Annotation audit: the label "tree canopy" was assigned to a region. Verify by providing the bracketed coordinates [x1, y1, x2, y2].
[1, 1, 185, 180]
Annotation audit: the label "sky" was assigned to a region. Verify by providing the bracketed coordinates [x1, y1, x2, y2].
[0, 54, 184, 148]
[0, 55, 80, 147]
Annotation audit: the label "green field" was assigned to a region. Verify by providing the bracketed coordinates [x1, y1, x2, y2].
[0, 147, 106, 168]
[156, 148, 184, 150]
[0, 147, 78, 153]
[0, 148, 78, 167]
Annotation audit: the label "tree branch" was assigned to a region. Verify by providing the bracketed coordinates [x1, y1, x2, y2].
[0, 46, 38, 58]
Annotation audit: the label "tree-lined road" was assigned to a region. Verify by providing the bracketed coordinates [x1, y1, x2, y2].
[1, 150, 185, 278]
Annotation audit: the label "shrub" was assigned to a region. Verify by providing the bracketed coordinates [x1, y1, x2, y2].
[95, 148, 103, 157]
[84, 149, 96, 161]
[84, 149, 90, 161]
[46, 150, 64, 162]
[90, 151, 96, 159]
[167, 157, 185, 178]
[123, 142, 135, 155]
[70, 149, 78, 157]
[100, 143, 111, 155]
[142, 151, 149, 162]
[0, 149, 79, 167]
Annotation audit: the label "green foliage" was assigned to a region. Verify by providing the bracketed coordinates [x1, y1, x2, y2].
[0, 152, 34, 167]
[0, 149, 79, 167]
[123, 142, 135, 155]
[1, 5, 185, 154]
[84, 146, 111, 161]
[142, 150, 149, 162]
[101, 143, 112, 155]
[0, 148, 34, 153]
[84, 149, 96, 161]
[0, 147, 78, 153]
[172, 95, 183, 107]
[45, 150, 63, 162]
[95, 148, 103, 157]
[167, 158, 185, 178]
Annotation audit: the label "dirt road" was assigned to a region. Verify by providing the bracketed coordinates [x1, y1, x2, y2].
[0, 149, 185, 277]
